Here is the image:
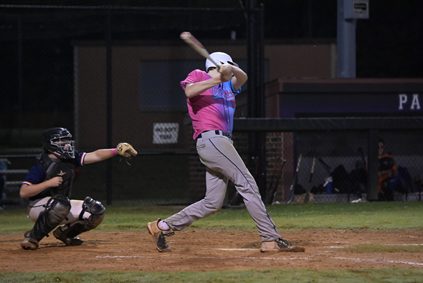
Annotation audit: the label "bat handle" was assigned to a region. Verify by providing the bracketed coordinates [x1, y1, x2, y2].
[309, 157, 316, 182]
[296, 154, 302, 172]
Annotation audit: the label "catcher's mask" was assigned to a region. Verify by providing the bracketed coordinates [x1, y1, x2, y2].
[42, 127, 75, 159]
[205, 52, 239, 72]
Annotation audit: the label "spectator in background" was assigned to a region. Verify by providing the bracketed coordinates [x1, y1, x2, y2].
[378, 138, 398, 201]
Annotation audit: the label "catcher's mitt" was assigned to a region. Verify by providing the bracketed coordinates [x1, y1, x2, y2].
[117, 142, 137, 164]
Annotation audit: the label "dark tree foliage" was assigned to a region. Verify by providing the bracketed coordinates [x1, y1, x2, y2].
[0, 0, 422, 121]
[356, 0, 423, 78]
[1, 0, 422, 78]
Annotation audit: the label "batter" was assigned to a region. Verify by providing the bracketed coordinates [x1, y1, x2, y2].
[147, 52, 299, 253]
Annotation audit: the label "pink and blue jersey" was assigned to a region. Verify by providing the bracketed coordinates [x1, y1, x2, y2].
[180, 69, 241, 139]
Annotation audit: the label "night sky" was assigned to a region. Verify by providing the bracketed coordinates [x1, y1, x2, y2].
[1, 0, 422, 78]
[1, 0, 423, 119]
[265, 0, 423, 78]
[0, 0, 422, 144]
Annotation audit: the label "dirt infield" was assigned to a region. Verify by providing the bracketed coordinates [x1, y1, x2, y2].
[1, 229, 423, 272]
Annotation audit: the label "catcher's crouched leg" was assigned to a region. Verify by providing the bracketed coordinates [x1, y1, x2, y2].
[53, 196, 105, 246]
[21, 196, 71, 250]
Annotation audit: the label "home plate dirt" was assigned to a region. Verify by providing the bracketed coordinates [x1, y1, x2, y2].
[1, 229, 422, 272]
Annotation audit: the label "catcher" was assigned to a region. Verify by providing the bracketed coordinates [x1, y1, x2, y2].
[19, 127, 137, 250]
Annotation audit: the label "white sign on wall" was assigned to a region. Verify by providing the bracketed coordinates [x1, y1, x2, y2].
[344, 0, 369, 19]
[153, 123, 179, 144]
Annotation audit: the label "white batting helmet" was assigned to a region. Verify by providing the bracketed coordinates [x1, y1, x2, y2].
[205, 52, 239, 71]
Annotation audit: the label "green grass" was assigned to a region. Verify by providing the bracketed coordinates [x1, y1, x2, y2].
[106, 201, 423, 232]
[1, 201, 423, 234]
[1, 201, 423, 282]
[1, 269, 423, 283]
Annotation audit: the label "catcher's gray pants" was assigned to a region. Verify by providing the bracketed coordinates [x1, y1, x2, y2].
[27, 197, 92, 224]
[165, 131, 281, 242]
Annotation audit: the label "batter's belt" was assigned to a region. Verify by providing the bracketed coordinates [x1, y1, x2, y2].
[197, 130, 232, 140]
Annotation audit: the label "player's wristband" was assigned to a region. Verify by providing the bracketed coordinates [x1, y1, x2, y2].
[111, 148, 118, 156]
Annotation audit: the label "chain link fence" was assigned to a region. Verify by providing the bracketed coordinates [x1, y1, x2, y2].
[1, 4, 422, 208]
[0, 4, 252, 206]
[230, 119, 423, 206]
[291, 129, 423, 204]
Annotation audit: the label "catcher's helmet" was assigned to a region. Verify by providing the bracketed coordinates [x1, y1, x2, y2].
[42, 127, 75, 159]
[205, 52, 238, 72]
[379, 156, 395, 171]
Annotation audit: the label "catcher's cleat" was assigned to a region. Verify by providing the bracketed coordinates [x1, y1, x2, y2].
[53, 227, 84, 246]
[21, 238, 39, 250]
[260, 238, 305, 253]
[147, 218, 174, 252]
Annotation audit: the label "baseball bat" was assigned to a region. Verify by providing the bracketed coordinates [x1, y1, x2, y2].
[318, 157, 332, 174]
[358, 147, 366, 166]
[266, 157, 281, 204]
[228, 189, 241, 207]
[304, 156, 316, 204]
[180, 31, 220, 70]
[286, 154, 302, 204]
[254, 156, 260, 177]
[309, 157, 316, 182]
[269, 159, 287, 204]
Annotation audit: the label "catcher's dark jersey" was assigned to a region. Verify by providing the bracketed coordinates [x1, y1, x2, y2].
[23, 152, 86, 201]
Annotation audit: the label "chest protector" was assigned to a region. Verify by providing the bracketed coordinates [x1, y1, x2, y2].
[36, 152, 76, 198]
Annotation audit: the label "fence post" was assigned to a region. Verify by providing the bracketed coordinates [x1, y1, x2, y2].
[106, 8, 113, 205]
[367, 129, 379, 201]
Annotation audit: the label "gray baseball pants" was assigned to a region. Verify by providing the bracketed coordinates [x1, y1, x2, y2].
[165, 131, 281, 242]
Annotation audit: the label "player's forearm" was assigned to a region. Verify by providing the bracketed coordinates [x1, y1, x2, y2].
[231, 66, 248, 90]
[20, 183, 50, 198]
[84, 149, 117, 164]
[185, 77, 221, 98]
